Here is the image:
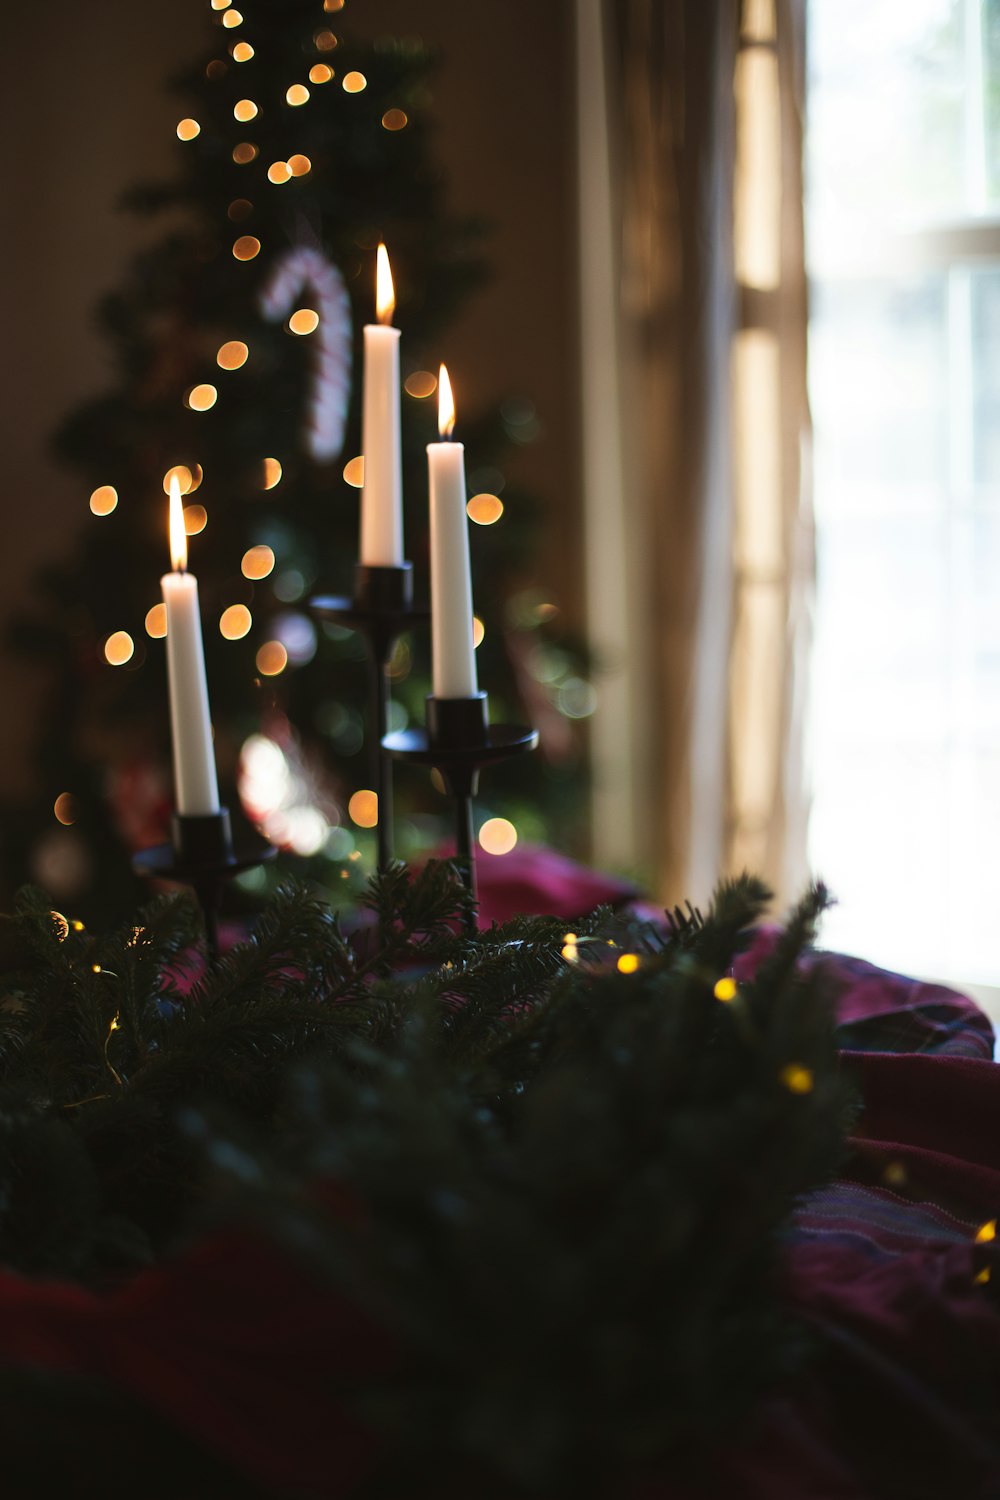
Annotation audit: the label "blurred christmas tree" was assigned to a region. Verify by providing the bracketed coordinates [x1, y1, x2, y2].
[7, 0, 589, 921]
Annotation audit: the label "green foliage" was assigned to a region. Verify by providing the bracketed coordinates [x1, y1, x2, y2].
[0, 866, 848, 1492]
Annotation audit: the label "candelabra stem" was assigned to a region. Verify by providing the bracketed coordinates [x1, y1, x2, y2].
[369, 642, 394, 872]
[453, 791, 477, 929]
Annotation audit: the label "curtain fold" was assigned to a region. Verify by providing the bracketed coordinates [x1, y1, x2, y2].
[577, 0, 811, 908]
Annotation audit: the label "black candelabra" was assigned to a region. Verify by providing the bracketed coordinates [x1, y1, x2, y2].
[310, 562, 427, 872]
[133, 808, 276, 960]
[384, 691, 537, 928]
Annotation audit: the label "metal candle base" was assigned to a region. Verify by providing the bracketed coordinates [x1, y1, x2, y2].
[132, 808, 276, 960]
[383, 693, 538, 925]
[310, 562, 427, 872]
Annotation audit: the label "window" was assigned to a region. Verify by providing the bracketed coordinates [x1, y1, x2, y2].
[806, 0, 1000, 987]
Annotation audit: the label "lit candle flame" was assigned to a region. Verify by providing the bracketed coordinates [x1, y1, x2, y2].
[375, 242, 395, 325]
[437, 363, 456, 439]
[168, 473, 187, 572]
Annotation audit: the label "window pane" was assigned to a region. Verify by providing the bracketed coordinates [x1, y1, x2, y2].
[972, 268, 1000, 486]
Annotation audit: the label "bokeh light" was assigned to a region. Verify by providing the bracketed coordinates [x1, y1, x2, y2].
[186, 383, 218, 411]
[287, 153, 312, 176]
[232, 142, 258, 164]
[233, 98, 258, 122]
[262, 457, 282, 489]
[162, 464, 202, 495]
[479, 817, 517, 855]
[617, 953, 641, 975]
[205, 59, 227, 80]
[211, 0, 231, 9]
[308, 64, 333, 84]
[314, 28, 338, 49]
[267, 160, 291, 184]
[217, 339, 249, 370]
[228, 198, 253, 220]
[288, 307, 319, 335]
[286, 84, 310, 107]
[242, 544, 275, 579]
[256, 640, 288, 676]
[472, 616, 485, 648]
[89, 484, 118, 517]
[404, 370, 437, 398]
[382, 109, 408, 131]
[342, 71, 367, 93]
[176, 118, 200, 141]
[323, 0, 345, 9]
[232, 235, 261, 260]
[221, 7, 243, 26]
[343, 455, 364, 487]
[467, 492, 504, 525]
[145, 603, 167, 639]
[348, 789, 378, 828]
[231, 41, 254, 61]
[184, 504, 208, 535]
[104, 631, 134, 667]
[53, 793, 78, 826]
[220, 604, 252, 639]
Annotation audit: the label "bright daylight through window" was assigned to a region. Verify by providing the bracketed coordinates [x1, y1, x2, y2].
[806, 0, 1000, 987]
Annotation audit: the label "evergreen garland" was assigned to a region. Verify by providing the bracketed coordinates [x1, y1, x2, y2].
[0, 868, 850, 1494]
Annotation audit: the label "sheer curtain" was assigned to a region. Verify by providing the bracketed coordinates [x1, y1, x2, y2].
[576, 0, 811, 909]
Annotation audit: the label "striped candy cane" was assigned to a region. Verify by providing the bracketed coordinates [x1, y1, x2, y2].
[259, 246, 353, 461]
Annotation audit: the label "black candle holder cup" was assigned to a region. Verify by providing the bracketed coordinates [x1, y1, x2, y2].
[133, 808, 276, 960]
[383, 691, 538, 927]
[310, 562, 427, 871]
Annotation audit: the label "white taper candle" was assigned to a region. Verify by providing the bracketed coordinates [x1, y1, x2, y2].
[359, 243, 403, 565]
[427, 364, 478, 698]
[160, 475, 220, 814]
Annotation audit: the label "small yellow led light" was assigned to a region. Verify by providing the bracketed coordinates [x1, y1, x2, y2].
[217, 340, 249, 370]
[287, 153, 311, 176]
[286, 84, 310, 107]
[89, 484, 118, 517]
[232, 235, 261, 260]
[976, 1220, 997, 1244]
[262, 457, 282, 489]
[288, 307, 319, 334]
[145, 603, 167, 639]
[71, 919, 85, 933]
[220, 604, 252, 639]
[268, 160, 292, 184]
[183, 504, 208, 535]
[561, 932, 579, 962]
[342, 71, 367, 93]
[231, 41, 254, 62]
[714, 976, 738, 1002]
[404, 370, 437, 399]
[308, 64, 334, 84]
[479, 817, 517, 855]
[343, 455, 364, 487]
[780, 1064, 815, 1095]
[104, 631, 134, 666]
[256, 640, 288, 676]
[176, 118, 200, 141]
[186, 383, 218, 411]
[232, 142, 258, 164]
[467, 493, 503, 525]
[617, 953, 640, 975]
[348, 789, 378, 828]
[382, 109, 408, 131]
[974, 1266, 992, 1285]
[241, 544, 275, 580]
[53, 793, 77, 826]
[233, 98, 258, 122]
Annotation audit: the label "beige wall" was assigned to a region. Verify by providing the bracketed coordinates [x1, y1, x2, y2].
[0, 0, 579, 795]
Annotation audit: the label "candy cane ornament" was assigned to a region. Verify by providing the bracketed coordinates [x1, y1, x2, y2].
[258, 246, 353, 461]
